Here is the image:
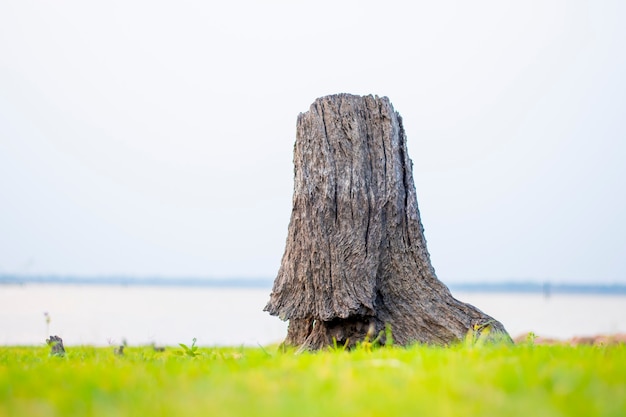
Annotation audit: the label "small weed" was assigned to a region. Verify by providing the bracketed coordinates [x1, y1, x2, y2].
[464, 320, 512, 347]
[384, 323, 394, 347]
[357, 324, 384, 352]
[44, 312, 51, 338]
[257, 343, 272, 357]
[465, 320, 494, 347]
[177, 337, 201, 357]
[328, 337, 350, 353]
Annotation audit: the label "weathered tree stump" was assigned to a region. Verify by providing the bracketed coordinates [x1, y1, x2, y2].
[265, 94, 510, 350]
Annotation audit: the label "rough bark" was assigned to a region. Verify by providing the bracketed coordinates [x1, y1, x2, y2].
[265, 94, 510, 349]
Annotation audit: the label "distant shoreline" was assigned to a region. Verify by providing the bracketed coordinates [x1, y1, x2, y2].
[1, 275, 625, 295]
[0, 275, 273, 289]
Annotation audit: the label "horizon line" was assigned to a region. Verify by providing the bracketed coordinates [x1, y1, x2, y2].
[1, 274, 625, 294]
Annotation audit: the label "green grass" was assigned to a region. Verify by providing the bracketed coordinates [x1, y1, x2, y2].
[1, 342, 625, 417]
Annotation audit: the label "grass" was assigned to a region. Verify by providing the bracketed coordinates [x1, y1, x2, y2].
[1, 341, 625, 417]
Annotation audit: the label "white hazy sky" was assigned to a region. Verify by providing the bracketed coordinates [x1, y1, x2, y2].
[1, 1, 624, 283]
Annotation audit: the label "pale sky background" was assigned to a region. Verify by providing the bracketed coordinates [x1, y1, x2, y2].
[1, 1, 624, 284]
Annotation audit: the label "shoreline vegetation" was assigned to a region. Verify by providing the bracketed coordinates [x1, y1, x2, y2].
[1, 342, 625, 416]
[2, 274, 626, 295]
[513, 333, 626, 346]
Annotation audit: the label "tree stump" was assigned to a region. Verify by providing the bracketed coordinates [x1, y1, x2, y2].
[265, 94, 510, 349]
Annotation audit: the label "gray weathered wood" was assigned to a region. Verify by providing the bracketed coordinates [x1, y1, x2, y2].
[265, 94, 510, 349]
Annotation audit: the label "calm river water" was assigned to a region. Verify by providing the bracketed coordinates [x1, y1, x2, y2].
[1, 284, 625, 346]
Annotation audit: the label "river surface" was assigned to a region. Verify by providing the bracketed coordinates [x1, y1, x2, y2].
[1, 284, 625, 346]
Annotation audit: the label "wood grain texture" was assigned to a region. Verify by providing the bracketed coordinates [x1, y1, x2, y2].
[265, 94, 510, 349]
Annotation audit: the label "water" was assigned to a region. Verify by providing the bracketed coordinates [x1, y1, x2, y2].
[454, 291, 626, 340]
[0, 285, 287, 346]
[1, 284, 625, 346]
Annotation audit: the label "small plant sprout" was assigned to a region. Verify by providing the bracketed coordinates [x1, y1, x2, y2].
[329, 337, 350, 353]
[384, 323, 394, 347]
[178, 337, 201, 357]
[525, 332, 538, 346]
[465, 320, 496, 347]
[44, 312, 51, 337]
[359, 324, 385, 352]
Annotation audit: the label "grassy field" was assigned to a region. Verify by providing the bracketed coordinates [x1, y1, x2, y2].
[1, 340, 625, 417]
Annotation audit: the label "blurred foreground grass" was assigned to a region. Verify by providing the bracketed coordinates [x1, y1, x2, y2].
[1, 342, 625, 417]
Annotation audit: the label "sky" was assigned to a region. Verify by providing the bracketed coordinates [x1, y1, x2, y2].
[1, 1, 625, 284]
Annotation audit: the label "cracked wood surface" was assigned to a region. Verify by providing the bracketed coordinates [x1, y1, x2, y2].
[265, 94, 510, 349]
